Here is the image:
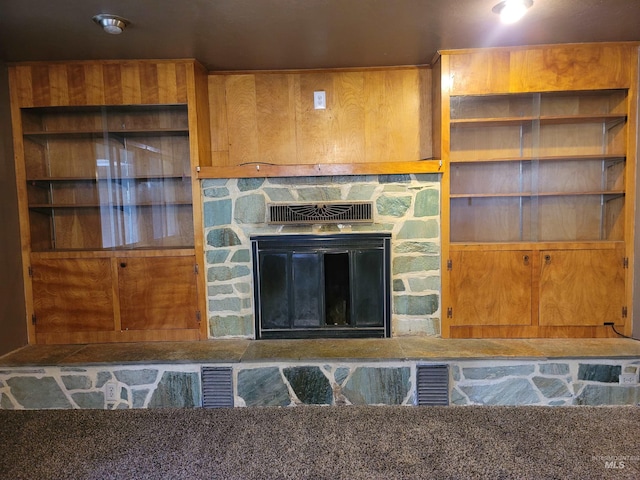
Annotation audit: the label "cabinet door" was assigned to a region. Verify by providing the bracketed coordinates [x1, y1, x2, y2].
[31, 258, 115, 333]
[538, 249, 625, 326]
[118, 256, 199, 331]
[450, 250, 532, 326]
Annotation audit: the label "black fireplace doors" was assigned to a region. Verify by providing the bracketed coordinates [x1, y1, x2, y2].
[251, 233, 391, 339]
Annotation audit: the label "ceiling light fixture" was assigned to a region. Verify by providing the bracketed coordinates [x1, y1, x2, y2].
[492, 0, 533, 24]
[92, 14, 130, 35]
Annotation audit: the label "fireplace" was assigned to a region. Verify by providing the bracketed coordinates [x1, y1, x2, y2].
[251, 233, 391, 339]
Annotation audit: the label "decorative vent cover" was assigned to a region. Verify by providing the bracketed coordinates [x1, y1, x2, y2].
[416, 364, 449, 406]
[201, 367, 234, 408]
[267, 202, 373, 225]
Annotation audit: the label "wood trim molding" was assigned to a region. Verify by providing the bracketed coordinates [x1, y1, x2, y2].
[197, 160, 443, 179]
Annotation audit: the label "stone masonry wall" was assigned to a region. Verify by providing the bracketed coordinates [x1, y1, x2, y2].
[201, 174, 441, 339]
[450, 359, 640, 406]
[0, 365, 201, 409]
[2, 359, 639, 409]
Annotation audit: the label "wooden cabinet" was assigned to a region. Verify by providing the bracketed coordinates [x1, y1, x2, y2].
[30, 255, 200, 343]
[9, 60, 210, 344]
[22, 105, 194, 251]
[449, 247, 625, 336]
[118, 256, 199, 332]
[449, 90, 627, 244]
[437, 44, 638, 339]
[31, 257, 116, 335]
[449, 250, 532, 328]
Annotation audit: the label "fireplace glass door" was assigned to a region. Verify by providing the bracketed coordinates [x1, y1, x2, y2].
[251, 234, 391, 339]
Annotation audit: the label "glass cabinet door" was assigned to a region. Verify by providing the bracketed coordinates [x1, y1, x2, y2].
[449, 90, 627, 243]
[22, 105, 193, 251]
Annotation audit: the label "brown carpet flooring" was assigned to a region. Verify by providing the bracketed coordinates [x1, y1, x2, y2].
[1, 406, 639, 479]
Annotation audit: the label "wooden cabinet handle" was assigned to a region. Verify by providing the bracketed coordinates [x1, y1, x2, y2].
[120, 262, 127, 268]
[544, 254, 551, 265]
[523, 255, 530, 265]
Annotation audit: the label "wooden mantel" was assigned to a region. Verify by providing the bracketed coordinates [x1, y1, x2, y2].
[197, 160, 443, 179]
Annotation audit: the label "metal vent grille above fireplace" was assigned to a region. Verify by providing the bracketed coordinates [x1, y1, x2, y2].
[268, 202, 373, 225]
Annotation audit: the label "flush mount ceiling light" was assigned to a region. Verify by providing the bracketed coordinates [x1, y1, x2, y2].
[492, 0, 533, 24]
[92, 14, 130, 35]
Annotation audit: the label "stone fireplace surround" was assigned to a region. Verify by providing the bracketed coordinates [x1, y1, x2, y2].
[202, 173, 441, 339]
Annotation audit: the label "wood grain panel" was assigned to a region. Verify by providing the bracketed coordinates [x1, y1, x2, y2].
[210, 67, 431, 167]
[450, 197, 525, 243]
[447, 50, 511, 95]
[295, 72, 336, 163]
[31, 257, 115, 333]
[332, 72, 365, 164]
[510, 44, 633, 92]
[30, 65, 52, 106]
[35, 328, 201, 345]
[449, 325, 619, 338]
[118, 256, 199, 331]
[296, 71, 366, 164]
[537, 196, 606, 242]
[419, 68, 433, 160]
[226, 75, 259, 164]
[156, 63, 178, 104]
[66, 64, 87, 105]
[450, 250, 532, 326]
[450, 124, 528, 161]
[364, 69, 421, 162]
[48, 64, 70, 106]
[255, 74, 296, 164]
[102, 63, 124, 105]
[208, 75, 230, 162]
[538, 249, 625, 326]
[83, 63, 105, 105]
[11, 61, 197, 108]
[174, 62, 189, 104]
[121, 62, 143, 105]
[139, 62, 160, 104]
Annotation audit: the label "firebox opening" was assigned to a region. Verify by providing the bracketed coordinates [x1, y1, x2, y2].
[324, 253, 350, 327]
[251, 233, 391, 339]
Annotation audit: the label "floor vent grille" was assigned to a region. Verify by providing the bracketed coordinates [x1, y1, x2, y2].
[201, 367, 234, 408]
[268, 202, 373, 225]
[416, 364, 449, 406]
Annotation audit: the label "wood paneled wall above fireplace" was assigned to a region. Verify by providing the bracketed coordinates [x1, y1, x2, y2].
[201, 67, 438, 178]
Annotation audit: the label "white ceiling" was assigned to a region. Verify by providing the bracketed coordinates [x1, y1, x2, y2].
[0, 0, 639, 71]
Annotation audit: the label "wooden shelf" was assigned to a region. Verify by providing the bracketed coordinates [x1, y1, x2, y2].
[450, 190, 625, 199]
[30, 248, 196, 258]
[29, 201, 192, 209]
[23, 128, 189, 137]
[197, 160, 444, 179]
[450, 113, 627, 128]
[27, 174, 191, 183]
[450, 154, 626, 164]
[449, 241, 624, 251]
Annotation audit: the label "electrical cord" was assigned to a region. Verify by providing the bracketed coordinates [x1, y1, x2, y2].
[605, 322, 640, 341]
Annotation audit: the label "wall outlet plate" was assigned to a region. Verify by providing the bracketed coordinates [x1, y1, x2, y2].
[314, 91, 326, 109]
[619, 373, 638, 385]
[105, 381, 118, 401]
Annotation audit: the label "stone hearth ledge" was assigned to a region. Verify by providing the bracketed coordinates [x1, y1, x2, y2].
[1, 337, 640, 367]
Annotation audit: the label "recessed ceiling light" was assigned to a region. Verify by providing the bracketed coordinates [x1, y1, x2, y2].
[92, 14, 130, 35]
[492, 0, 533, 24]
